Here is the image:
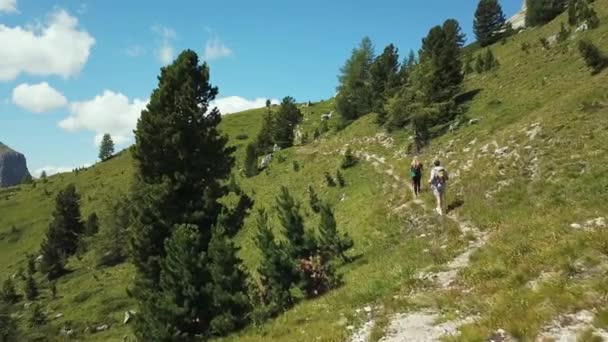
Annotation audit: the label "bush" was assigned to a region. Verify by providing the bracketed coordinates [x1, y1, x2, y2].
[235, 134, 249, 140]
[520, 42, 531, 53]
[28, 303, 46, 327]
[292, 160, 300, 172]
[556, 22, 571, 43]
[0, 305, 19, 341]
[1, 278, 19, 304]
[336, 170, 346, 187]
[308, 185, 321, 213]
[324, 172, 336, 187]
[341, 148, 358, 169]
[578, 39, 607, 74]
[539, 37, 550, 50]
[24, 276, 38, 301]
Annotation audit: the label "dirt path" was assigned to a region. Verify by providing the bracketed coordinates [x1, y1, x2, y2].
[323, 147, 490, 342]
[300, 141, 491, 341]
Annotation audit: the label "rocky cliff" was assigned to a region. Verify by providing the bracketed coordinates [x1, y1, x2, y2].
[0, 142, 31, 188]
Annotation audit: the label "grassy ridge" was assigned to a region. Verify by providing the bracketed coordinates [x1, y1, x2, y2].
[1, 2, 608, 340]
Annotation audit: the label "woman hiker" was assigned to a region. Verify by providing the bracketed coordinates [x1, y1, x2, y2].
[410, 157, 423, 197]
[429, 159, 449, 215]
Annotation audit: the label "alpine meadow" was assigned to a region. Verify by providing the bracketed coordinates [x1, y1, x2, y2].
[1, 1, 608, 341]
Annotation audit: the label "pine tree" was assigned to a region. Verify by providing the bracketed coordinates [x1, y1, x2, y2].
[526, 0, 568, 27]
[24, 275, 38, 301]
[556, 22, 571, 43]
[26, 254, 36, 275]
[336, 37, 375, 122]
[336, 170, 346, 187]
[568, 0, 600, 28]
[0, 304, 19, 341]
[84, 212, 99, 236]
[474, 0, 507, 47]
[28, 303, 46, 327]
[578, 39, 607, 74]
[419, 19, 465, 104]
[272, 96, 303, 148]
[96, 197, 130, 267]
[206, 223, 251, 335]
[308, 185, 321, 213]
[370, 44, 401, 123]
[341, 148, 358, 169]
[40, 170, 47, 183]
[1, 278, 18, 304]
[244, 143, 259, 177]
[130, 50, 244, 340]
[483, 49, 500, 70]
[253, 209, 294, 319]
[151, 224, 212, 339]
[256, 110, 275, 154]
[98, 133, 115, 161]
[39, 184, 84, 279]
[275, 186, 315, 260]
[317, 203, 354, 263]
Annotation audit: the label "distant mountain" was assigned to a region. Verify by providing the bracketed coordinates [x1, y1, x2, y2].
[0, 141, 31, 188]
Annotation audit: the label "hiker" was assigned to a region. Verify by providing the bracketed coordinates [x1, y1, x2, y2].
[410, 157, 423, 197]
[429, 160, 449, 215]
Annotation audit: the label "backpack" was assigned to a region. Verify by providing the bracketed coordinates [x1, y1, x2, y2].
[434, 167, 448, 186]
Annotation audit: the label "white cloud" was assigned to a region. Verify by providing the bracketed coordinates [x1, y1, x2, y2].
[34, 165, 90, 177]
[0, 9, 95, 81]
[203, 38, 233, 61]
[152, 25, 176, 64]
[12, 82, 67, 113]
[0, 0, 17, 13]
[211, 96, 278, 115]
[58, 90, 148, 146]
[125, 45, 145, 57]
[157, 45, 174, 64]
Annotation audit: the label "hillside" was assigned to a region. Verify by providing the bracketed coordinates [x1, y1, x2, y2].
[1, 2, 608, 341]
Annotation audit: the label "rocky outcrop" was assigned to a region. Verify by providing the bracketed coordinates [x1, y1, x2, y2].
[0, 142, 31, 188]
[508, 1, 527, 30]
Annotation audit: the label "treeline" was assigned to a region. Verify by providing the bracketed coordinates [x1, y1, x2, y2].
[335, 19, 467, 151]
[125, 50, 354, 340]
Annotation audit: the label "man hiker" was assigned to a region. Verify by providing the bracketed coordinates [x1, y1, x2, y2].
[410, 157, 423, 197]
[429, 159, 449, 215]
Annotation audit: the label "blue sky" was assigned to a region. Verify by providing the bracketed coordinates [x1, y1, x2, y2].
[0, 0, 522, 176]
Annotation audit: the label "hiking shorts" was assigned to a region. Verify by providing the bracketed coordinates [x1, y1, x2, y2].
[432, 184, 446, 196]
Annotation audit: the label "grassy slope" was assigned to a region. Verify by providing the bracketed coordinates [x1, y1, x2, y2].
[1, 3, 608, 340]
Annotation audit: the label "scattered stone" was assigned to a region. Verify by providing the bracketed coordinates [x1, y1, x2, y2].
[575, 22, 589, 33]
[96, 324, 109, 332]
[349, 320, 374, 342]
[379, 311, 476, 342]
[60, 327, 74, 336]
[538, 310, 608, 341]
[123, 310, 136, 324]
[54, 313, 64, 319]
[364, 306, 372, 313]
[488, 328, 514, 341]
[468, 118, 480, 125]
[494, 147, 510, 157]
[259, 154, 272, 169]
[340, 193, 346, 201]
[35, 255, 43, 262]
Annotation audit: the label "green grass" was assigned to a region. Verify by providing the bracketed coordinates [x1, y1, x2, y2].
[2, 3, 608, 340]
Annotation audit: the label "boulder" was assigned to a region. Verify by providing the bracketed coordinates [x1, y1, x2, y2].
[123, 310, 136, 324]
[575, 22, 589, 33]
[259, 154, 272, 169]
[0, 142, 31, 188]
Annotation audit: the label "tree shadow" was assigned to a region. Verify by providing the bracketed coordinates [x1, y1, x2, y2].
[454, 88, 482, 106]
[446, 198, 465, 214]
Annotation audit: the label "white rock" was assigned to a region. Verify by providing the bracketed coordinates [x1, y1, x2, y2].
[364, 306, 372, 313]
[570, 223, 582, 229]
